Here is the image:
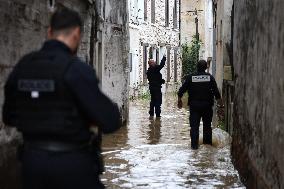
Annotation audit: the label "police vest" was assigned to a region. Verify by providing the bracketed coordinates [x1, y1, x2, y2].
[188, 73, 215, 105]
[6, 51, 90, 141]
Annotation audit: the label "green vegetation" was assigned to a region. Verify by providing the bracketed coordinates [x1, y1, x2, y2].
[129, 90, 151, 101]
[217, 120, 226, 131]
[139, 91, 151, 100]
[181, 36, 202, 81]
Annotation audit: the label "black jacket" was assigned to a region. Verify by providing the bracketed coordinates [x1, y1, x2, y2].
[146, 57, 166, 88]
[178, 72, 221, 106]
[2, 40, 121, 143]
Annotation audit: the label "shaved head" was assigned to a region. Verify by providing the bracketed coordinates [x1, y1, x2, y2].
[148, 59, 156, 67]
[47, 8, 83, 54]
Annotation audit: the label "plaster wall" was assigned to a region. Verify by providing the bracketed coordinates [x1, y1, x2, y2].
[214, 0, 233, 91]
[232, 0, 284, 188]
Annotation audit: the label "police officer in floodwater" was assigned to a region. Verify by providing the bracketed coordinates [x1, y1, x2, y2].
[147, 55, 166, 118]
[177, 60, 222, 150]
[2, 8, 121, 189]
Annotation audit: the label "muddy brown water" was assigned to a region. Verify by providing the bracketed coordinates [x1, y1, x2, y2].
[101, 96, 245, 189]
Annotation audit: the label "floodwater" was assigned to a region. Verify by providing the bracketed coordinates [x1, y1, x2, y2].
[101, 95, 245, 189]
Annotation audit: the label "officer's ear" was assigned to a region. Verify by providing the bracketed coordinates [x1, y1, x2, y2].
[47, 27, 53, 39]
[70, 27, 81, 44]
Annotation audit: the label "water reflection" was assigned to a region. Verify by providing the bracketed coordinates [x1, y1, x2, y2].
[101, 97, 245, 189]
[147, 119, 161, 144]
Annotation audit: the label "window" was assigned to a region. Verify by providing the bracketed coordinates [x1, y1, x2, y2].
[166, 47, 171, 82]
[220, 20, 223, 42]
[143, 45, 148, 83]
[129, 53, 133, 72]
[96, 42, 103, 82]
[216, 25, 219, 42]
[174, 48, 178, 82]
[131, 0, 139, 23]
[173, 0, 177, 29]
[156, 48, 159, 65]
[49, 0, 54, 7]
[144, 0, 147, 21]
[48, 0, 55, 11]
[165, 0, 169, 27]
[151, 0, 155, 23]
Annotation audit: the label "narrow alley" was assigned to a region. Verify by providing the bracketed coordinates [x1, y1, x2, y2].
[0, 1, 283, 188]
[101, 96, 244, 188]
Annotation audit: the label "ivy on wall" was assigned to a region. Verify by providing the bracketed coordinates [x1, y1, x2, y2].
[181, 36, 201, 81]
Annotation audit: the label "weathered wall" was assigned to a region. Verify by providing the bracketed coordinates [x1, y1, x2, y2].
[180, 0, 213, 61]
[180, 0, 205, 44]
[203, 0, 213, 61]
[101, 0, 129, 122]
[213, 0, 233, 92]
[0, 1, 91, 188]
[0, 0, 129, 188]
[232, 0, 284, 188]
[129, 0, 181, 97]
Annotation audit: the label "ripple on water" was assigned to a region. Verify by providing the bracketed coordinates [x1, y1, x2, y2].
[102, 98, 245, 189]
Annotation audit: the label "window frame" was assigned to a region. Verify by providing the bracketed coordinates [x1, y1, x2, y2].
[165, 0, 169, 27]
[144, 0, 148, 21]
[166, 46, 171, 82]
[151, 0, 155, 23]
[143, 44, 148, 83]
[174, 48, 178, 82]
[173, 0, 178, 29]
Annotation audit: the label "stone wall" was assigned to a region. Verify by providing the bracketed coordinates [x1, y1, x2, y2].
[232, 0, 284, 188]
[180, 0, 213, 61]
[0, 1, 91, 188]
[101, 0, 129, 122]
[180, 0, 205, 44]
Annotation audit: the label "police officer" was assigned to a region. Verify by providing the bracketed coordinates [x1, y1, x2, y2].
[146, 56, 166, 118]
[2, 8, 121, 189]
[177, 60, 222, 150]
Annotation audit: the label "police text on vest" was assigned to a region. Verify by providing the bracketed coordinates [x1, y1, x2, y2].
[192, 75, 211, 82]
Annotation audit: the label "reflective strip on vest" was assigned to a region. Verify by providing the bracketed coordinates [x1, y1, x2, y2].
[192, 75, 211, 82]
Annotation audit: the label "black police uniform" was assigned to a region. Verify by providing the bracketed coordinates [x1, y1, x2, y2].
[2, 40, 121, 189]
[146, 57, 166, 117]
[178, 72, 221, 149]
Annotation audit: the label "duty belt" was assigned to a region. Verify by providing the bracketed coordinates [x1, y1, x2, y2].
[24, 141, 89, 152]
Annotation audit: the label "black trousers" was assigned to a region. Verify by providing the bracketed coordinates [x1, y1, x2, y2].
[21, 148, 105, 189]
[189, 102, 213, 149]
[149, 87, 162, 116]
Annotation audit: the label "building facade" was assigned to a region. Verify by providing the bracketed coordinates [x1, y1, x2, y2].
[211, 0, 234, 132]
[180, 0, 214, 68]
[212, 0, 233, 90]
[128, 0, 182, 97]
[212, 0, 284, 188]
[0, 0, 129, 188]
